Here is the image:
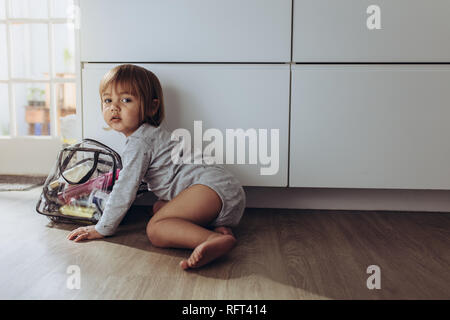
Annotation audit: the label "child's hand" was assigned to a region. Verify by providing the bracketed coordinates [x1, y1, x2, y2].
[67, 225, 104, 242]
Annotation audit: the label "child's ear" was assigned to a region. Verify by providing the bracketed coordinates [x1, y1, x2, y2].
[150, 99, 160, 116]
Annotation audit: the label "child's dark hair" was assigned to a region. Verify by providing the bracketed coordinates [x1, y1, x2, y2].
[99, 64, 165, 126]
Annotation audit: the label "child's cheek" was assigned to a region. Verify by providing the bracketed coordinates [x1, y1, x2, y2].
[102, 109, 110, 123]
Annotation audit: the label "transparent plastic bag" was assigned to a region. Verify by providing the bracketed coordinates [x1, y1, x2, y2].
[36, 139, 122, 224]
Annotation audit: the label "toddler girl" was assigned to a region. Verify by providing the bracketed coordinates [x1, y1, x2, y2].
[67, 64, 246, 270]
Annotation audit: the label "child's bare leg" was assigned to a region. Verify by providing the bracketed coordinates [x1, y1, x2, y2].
[214, 226, 234, 237]
[152, 199, 168, 214]
[146, 184, 236, 269]
[154, 202, 234, 237]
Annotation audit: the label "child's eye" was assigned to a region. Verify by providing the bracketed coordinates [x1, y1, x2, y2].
[103, 99, 112, 104]
[121, 98, 132, 103]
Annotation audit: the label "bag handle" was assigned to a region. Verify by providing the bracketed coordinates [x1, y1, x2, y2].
[81, 139, 122, 189]
[59, 150, 100, 185]
[83, 138, 123, 168]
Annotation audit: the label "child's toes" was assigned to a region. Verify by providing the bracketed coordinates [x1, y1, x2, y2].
[180, 260, 189, 270]
[194, 251, 203, 263]
[188, 255, 198, 267]
[188, 252, 200, 267]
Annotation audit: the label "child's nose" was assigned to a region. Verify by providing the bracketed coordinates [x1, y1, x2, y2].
[110, 103, 119, 112]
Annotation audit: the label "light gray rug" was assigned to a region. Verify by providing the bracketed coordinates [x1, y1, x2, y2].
[0, 175, 46, 191]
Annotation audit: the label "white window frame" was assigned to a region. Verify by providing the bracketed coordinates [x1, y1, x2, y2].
[0, 0, 81, 140]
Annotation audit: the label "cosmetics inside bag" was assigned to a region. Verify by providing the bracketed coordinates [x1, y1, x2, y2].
[36, 139, 123, 224]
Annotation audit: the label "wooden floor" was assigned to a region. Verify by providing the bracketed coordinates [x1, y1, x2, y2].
[1, 188, 449, 299]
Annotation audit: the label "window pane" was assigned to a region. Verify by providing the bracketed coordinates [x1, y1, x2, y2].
[14, 83, 51, 136]
[56, 82, 77, 142]
[0, 24, 7, 79]
[11, 23, 49, 79]
[0, 0, 5, 19]
[51, 0, 74, 18]
[10, 0, 48, 19]
[53, 23, 75, 78]
[0, 84, 9, 136]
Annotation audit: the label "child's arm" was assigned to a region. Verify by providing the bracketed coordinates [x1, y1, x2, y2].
[94, 139, 151, 236]
[68, 137, 151, 241]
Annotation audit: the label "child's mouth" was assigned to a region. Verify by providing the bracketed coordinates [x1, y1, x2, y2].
[111, 117, 121, 122]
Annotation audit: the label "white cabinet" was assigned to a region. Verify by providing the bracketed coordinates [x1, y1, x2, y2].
[80, 0, 292, 62]
[82, 63, 290, 187]
[290, 65, 450, 189]
[293, 0, 450, 62]
[79, 0, 450, 194]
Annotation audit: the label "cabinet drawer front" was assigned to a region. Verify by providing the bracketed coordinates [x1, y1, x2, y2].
[83, 64, 289, 187]
[290, 65, 450, 189]
[80, 0, 291, 62]
[293, 0, 450, 62]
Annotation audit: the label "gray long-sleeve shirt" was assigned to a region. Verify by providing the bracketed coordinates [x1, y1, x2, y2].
[95, 123, 211, 236]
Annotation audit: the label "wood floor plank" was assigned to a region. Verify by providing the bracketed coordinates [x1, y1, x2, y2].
[0, 189, 449, 299]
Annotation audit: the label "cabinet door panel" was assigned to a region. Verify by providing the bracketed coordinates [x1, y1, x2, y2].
[293, 0, 450, 62]
[80, 0, 291, 62]
[83, 64, 289, 186]
[290, 65, 450, 189]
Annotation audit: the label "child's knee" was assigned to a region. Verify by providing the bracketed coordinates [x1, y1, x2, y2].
[146, 219, 167, 247]
[146, 220, 157, 243]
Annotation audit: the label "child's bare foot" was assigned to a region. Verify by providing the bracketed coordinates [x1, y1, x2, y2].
[180, 234, 236, 270]
[152, 200, 168, 214]
[214, 226, 234, 237]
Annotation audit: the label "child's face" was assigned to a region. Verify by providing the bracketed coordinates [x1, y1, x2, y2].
[101, 84, 141, 137]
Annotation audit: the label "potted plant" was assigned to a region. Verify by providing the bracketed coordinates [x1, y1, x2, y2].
[27, 87, 46, 107]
